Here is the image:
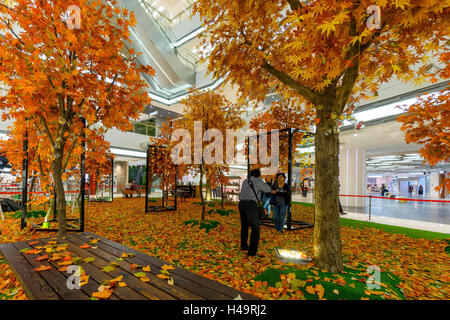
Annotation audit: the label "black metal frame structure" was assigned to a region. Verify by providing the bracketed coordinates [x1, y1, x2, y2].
[246, 127, 315, 231]
[21, 118, 86, 232]
[88, 156, 114, 202]
[145, 145, 178, 212]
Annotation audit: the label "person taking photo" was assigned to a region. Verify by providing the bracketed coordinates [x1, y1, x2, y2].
[238, 169, 272, 257]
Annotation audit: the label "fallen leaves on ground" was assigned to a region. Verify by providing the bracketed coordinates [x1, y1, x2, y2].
[0, 198, 448, 300]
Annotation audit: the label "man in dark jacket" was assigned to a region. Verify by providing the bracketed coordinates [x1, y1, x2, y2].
[239, 169, 271, 257]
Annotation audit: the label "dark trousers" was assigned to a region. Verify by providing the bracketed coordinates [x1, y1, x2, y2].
[238, 200, 260, 255]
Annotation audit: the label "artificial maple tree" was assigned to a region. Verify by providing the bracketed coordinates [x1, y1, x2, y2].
[147, 120, 180, 208]
[397, 48, 449, 194]
[175, 89, 244, 219]
[194, 0, 449, 271]
[0, 0, 153, 237]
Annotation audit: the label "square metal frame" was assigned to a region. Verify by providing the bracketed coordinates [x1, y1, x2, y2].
[145, 145, 178, 213]
[247, 127, 315, 231]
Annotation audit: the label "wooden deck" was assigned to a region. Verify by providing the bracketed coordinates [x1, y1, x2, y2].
[0, 232, 259, 300]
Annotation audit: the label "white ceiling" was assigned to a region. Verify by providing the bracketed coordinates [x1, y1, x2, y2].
[340, 121, 420, 155]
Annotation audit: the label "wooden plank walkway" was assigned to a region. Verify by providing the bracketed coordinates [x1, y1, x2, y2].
[0, 232, 259, 300]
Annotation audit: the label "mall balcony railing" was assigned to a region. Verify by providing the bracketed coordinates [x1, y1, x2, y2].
[141, 0, 195, 32]
[129, 122, 156, 137]
[139, 0, 202, 72]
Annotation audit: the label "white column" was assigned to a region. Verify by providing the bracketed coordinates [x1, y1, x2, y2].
[429, 172, 441, 198]
[339, 148, 366, 208]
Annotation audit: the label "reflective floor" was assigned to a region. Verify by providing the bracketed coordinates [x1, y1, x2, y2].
[292, 193, 450, 226]
[343, 197, 450, 225]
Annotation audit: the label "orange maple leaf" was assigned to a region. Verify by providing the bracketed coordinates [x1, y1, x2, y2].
[34, 265, 52, 272]
[34, 255, 49, 261]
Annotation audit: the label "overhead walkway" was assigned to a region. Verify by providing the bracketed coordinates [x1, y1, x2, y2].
[107, 0, 221, 106]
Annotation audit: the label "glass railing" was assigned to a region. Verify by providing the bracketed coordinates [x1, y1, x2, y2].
[139, 0, 202, 72]
[129, 120, 156, 137]
[175, 46, 206, 72]
[140, 0, 195, 33]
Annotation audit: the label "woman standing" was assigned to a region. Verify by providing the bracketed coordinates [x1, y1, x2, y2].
[261, 177, 273, 216]
[271, 173, 290, 233]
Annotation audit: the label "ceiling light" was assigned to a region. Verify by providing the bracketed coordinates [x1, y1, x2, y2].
[342, 91, 445, 126]
[110, 148, 146, 158]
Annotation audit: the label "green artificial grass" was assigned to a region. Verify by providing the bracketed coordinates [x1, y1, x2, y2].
[254, 263, 405, 300]
[340, 218, 449, 240]
[183, 219, 220, 233]
[293, 202, 449, 240]
[9, 210, 47, 219]
[292, 201, 315, 208]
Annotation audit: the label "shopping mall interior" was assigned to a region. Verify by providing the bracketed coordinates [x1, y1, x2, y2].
[0, 0, 448, 303]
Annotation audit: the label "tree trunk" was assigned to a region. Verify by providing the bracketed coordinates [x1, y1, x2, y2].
[52, 154, 67, 238]
[220, 182, 224, 208]
[44, 195, 55, 223]
[199, 165, 205, 220]
[28, 172, 37, 210]
[313, 103, 343, 273]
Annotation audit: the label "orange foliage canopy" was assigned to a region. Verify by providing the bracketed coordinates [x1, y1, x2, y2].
[0, 0, 153, 234]
[397, 49, 449, 192]
[0, 0, 153, 190]
[398, 90, 450, 192]
[194, 0, 448, 112]
[176, 89, 244, 190]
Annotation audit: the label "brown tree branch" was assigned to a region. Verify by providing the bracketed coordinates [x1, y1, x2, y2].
[106, 73, 119, 93]
[286, 0, 301, 11]
[336, 17, 361, 111]
[63, 140, 76, 171]
[261, 60, 317, 104]
[38, 115, 56, 149]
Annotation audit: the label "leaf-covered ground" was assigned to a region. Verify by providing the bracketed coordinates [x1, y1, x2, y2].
[0, 198, 449, 300]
